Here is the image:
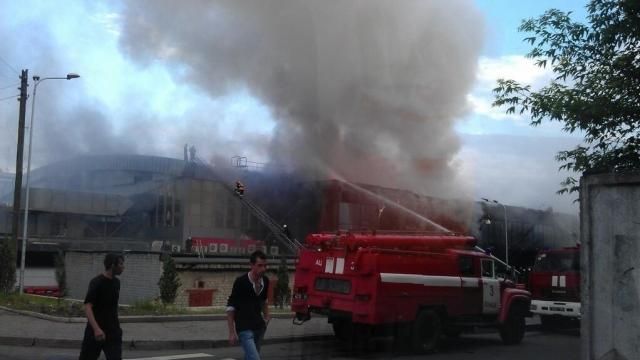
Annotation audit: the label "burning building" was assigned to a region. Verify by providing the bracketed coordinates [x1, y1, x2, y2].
[0, 152, 578, 272]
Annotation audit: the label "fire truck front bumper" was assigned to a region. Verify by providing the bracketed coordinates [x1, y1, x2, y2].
[530, 300, 581, 318]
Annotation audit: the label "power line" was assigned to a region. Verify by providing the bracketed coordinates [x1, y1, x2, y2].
[0, 55, 19, 76]
[0, 94, 18, 102]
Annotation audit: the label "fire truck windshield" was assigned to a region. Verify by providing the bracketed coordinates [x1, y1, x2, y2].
[533, 251, 579, 272]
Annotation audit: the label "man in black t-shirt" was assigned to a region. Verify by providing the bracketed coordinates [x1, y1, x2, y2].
[79, 253, 125, 360]
[227, 250, 271, 360]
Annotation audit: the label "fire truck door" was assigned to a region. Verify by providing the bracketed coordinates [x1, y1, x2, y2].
[481, 259, 500, 314]
[459, 256, 482, 314]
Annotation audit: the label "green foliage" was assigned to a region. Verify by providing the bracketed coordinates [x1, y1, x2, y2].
[0, 240, 16, 294]
[274, 257, 291, 309]
[158, 255, 181, 305]
[0, 292, 85, 317]
[493, 0, 640, 194]
[122, 299, 189, 316]
[54, 252, 67, 297]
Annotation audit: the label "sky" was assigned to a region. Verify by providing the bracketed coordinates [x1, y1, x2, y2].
[0, 0, 591, 214]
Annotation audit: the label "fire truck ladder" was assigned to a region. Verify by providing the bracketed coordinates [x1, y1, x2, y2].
[474, 246, 519, 275]
[191, 156, 303, 253]
[238, 196, 304, 253]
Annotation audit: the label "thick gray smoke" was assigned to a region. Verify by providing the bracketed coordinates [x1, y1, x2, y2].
[119, 0, 485, 198]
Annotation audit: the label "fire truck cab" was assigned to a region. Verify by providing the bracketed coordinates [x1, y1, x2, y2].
[528, 247, 580, 329]
[292, 232, 531, 352]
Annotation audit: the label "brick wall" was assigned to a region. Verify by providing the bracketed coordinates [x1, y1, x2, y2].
[175, 269, 295, 308]
[65, 251, 162, 305]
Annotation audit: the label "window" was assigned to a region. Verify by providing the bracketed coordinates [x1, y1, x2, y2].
[315, 278, 351, 294]
[533, 251, 579, 272]
[481, 259, 495, 278]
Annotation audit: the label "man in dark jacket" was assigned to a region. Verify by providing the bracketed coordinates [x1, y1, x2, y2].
[227, 250, 270, 360]
[79, 253, 125, 360]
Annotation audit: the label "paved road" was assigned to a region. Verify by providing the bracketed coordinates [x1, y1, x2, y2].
[0, 328, 580, 360]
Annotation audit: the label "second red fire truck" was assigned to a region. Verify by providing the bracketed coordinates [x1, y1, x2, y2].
[292, 232, 531, 352]
[528, 246, 581, 329]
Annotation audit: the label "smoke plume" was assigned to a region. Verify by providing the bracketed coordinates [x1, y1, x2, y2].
[118, 0, 485, 198]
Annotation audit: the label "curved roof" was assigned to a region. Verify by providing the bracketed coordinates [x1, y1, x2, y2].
[29, 154, 219, 193]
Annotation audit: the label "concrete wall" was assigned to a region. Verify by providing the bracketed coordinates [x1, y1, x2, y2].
[580, 173, 640, 360]
[65, 251, 162, 305]
[64, 252, 293, 307]
[24, 268, 56, 287]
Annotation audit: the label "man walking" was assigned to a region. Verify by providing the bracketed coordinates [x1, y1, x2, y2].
[227, 250, 271, 360]
[79, 253, 125, 360]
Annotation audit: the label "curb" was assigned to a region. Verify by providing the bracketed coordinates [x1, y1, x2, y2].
[0, 306, 296, 323]
[126, 334, 335, 351]
[0, 334, 335, 350]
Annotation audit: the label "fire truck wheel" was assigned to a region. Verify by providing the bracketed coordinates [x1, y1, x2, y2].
[500, 306, 526, 345]
[411, 309, 442, 353]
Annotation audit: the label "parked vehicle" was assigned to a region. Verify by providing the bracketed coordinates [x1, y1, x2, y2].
[291, 232, 531, 352]
[528, 246, 580, 329]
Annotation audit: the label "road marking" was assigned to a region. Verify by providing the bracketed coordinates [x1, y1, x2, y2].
[125, 353, 215, 360]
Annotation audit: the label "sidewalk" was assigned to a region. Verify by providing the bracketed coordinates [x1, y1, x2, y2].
[0, 308, 541, 350]
[0, 308, 334, 350]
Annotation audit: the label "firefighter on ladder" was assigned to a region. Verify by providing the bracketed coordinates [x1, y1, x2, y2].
[235, 180, 245, 198]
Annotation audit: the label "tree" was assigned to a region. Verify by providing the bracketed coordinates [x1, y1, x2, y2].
[0, 240, 16, 293]
[274, 257, 291, 309]
[493, 0, 640, 194]
[158, 255, 181, 305]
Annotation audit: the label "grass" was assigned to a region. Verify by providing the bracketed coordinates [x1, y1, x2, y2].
[0, 292, 85, 317]
[0, 292, 293, 317]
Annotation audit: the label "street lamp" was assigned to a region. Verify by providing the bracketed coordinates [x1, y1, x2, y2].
[19, 73, 80, 294]
[481, 197, 509, 266]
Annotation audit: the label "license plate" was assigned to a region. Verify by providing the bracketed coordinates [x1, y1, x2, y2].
[550, 306, 565, 311]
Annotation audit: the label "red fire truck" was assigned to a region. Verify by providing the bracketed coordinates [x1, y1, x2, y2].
[291, 232, 531, 352]
[528, 247, 580, 329]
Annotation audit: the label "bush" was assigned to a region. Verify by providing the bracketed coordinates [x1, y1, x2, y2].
[158, 255, 181, 304]
[274, 257, 291, 309]
[0, 240, 16, 294]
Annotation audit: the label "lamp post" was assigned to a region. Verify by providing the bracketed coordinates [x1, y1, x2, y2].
[481, 197, 509, 266]
[19, 73, 80, 294]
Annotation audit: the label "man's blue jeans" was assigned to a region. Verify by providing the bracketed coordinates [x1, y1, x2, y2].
[238, 328, 265, 360]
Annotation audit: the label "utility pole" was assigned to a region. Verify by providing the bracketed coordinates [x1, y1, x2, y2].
[11, 69, 28, 253]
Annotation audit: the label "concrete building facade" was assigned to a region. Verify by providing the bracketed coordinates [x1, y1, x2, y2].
[580, 172, 640, 360]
